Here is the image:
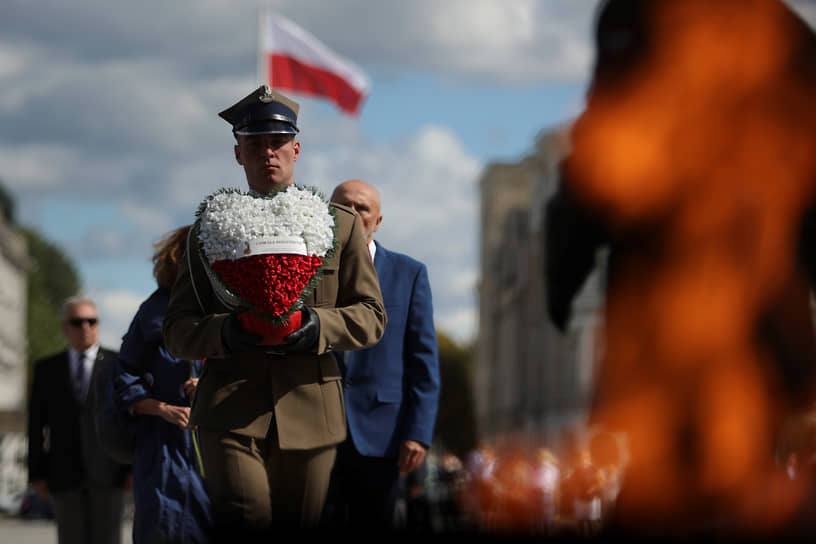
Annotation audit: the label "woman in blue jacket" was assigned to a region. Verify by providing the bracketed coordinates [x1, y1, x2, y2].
[114, 225, 212, 543]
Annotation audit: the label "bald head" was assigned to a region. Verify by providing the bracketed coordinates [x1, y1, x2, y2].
[331, 179, 383, 244]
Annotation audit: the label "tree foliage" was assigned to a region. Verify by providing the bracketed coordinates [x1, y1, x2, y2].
[21, 227, 80, 369]
[0, 180, 14, 223]
[434, 330, 478, 459]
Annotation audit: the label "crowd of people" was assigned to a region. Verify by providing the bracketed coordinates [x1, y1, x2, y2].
[402, 422, 816, 537]
[401, 428, 628, 537]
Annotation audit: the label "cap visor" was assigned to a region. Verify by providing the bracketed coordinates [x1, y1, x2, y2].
[234, 120, 299, 135]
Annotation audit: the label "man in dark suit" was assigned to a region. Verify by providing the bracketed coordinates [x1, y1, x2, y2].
[27, 295, 129, 544]
[324, 179, 441, 530]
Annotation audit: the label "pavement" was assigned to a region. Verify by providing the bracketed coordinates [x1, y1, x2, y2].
[0, 515, 132, 543]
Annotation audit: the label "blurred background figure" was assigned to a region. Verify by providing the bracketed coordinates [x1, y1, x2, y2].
[27, 296, 129, 544]
[546, 0, 816, 537]
[434, 448, 465, 533]
[558, 437, 604, 537]
[460, 441, 497, 530]
[113, 225, 212, 544]
[569, 446, 604, 537]
[530, 447, 561, 535]
[484, 447, 537, 534]
[464, 441, 497, 481]
[588, 429, 627, 526]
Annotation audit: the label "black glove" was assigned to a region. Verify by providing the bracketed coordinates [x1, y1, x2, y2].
[269, 306, 320, 355]
[221, 309, 264, 354]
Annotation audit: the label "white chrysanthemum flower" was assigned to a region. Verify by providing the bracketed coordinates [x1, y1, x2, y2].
[198, 186, 335, 263]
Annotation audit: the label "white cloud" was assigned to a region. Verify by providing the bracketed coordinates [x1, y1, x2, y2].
[438, 308, 478, 345]
[0, 142, 150, 201]
[285, 0, 596, 83]
[0, 41, 52, 112]
[0, 45, 26, 81]
[419, 0, 594, 83]
[90, 288, 146, 348]
[0, 1, 597, 90]
[438, 266, 479, 299]
[296, 123, 483, 340]
[299, 123, 483, 259]
[0, 144, 82, 189]
[164, 149, 245, 213]
[120, 202, 178, 235]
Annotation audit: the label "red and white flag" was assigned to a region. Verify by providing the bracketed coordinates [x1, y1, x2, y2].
[259, 11, 371, 116]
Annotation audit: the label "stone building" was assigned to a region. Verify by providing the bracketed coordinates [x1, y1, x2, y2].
[0, 214, 28, 431]
[0, 212, 29, 511]
[475, 123, 606, 447]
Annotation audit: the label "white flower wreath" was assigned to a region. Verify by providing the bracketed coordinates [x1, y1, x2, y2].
[197, 185, 335, 263]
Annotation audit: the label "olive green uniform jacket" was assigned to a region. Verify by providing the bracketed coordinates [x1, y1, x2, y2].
[163, 203, 386, 450]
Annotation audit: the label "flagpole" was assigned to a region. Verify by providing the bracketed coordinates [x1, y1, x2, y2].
[257, 6, 269, 87]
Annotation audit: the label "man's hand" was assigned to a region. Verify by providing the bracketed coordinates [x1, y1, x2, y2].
[221, 309, 264, 354]
[269, 307, 320, 355]
[398, 440, 427, 475]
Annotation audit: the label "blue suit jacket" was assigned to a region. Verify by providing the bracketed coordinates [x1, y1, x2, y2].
[340, 241, 441, 459]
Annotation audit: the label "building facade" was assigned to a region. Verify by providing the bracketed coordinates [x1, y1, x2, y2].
[0, 214, 28, 429]
[0, 213, 29, 512]
[475, 123, 606, 447]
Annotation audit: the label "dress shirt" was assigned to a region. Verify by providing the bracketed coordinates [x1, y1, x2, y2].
[71, 344, 99, 401]
[367, 240, 376, 263]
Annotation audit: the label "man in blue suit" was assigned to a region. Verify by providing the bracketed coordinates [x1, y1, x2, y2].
[324, 179, 441, 530]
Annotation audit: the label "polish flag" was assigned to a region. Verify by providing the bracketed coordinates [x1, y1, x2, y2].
[259, 11, 371, 116]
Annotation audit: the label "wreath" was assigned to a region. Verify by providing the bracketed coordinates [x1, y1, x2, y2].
[193, 185, 337, 344]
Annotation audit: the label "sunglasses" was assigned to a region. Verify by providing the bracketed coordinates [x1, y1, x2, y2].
[68, 318, 98, 328]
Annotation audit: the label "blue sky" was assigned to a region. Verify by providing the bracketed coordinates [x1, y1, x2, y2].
[4, 0, 813, 349]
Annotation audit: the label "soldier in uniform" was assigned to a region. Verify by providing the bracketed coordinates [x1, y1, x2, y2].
[163, 85, 386, 535]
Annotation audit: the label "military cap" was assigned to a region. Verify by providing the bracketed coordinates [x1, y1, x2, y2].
[218, 85, 300, 135]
